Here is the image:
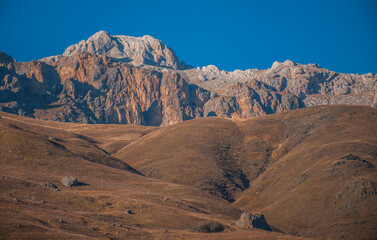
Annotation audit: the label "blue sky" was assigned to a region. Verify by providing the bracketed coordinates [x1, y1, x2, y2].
[0, 0, 376, 74]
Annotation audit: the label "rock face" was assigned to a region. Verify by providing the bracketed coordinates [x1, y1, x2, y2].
[61, 176, 78, 187]
[41, 31, 189, 70]
[186, 60, 377, 118]
[236, 212, 271, 231]
[0, 31, 376, 126]
[0, 51, 209, 125]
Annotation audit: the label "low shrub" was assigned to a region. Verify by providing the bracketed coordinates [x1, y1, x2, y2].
[192, 221, 225, 233]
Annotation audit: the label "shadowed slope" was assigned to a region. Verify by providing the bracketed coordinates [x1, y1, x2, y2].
[115, 117, 249, 202]
[0, 114, 141, 175]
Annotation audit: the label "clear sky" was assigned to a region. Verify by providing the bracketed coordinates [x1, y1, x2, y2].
[0, 0, 376, 74]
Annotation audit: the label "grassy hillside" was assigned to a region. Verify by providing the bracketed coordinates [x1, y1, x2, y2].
[1, 105, 376, 239]
[115, 105, 377, 239]
[0, 112, 303, 239]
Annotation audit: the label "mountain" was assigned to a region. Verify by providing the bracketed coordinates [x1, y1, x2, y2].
[1, 31, 376, 239]
[41, 31, 190, 70]
[0, 31, 376, 125]
[0, 50, 209, 126]
[1, 105, 376, 239]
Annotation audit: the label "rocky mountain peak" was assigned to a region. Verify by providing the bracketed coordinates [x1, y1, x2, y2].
[87, 30, 110, 40]
[41, 31, 189, 70]
[0, 51, 15, 64]
[271, 60, 298, 70]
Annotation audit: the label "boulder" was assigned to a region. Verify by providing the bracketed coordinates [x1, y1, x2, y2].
[236, 212, 271, 231]
[61, 176, 78, 187]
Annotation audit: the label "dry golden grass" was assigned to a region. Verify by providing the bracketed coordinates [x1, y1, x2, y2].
[1, 105, 376, 239]
[0, 111, 305, 239]
[115, 105, 377, 239]
[235, 105, 377, 239]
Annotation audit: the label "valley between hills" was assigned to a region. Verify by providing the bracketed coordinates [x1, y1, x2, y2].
[1, 105, 376, 239]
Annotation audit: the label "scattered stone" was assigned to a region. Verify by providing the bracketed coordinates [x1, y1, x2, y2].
[125, 210, 133, 215]
[42, 181, 58, 189]
[13, 198, 20, 202]
[31, 196, 38, 202]
[163, 196, 169, 202]
[186, 204, 204, 213]
[236, 212, 271, 231]
[292, 172, 309, 188]
[61, 176, 78, 187]
[41, 200, 46, 204]
[49, 137, 57, 141]
[59, 219, 66, 224]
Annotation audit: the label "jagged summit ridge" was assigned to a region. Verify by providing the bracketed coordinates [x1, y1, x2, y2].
[41, 30, 189, 69]
[2, 47, 376, 125]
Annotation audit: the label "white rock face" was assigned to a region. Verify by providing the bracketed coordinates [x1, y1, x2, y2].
[182, 65, 260, 91]
[202, 65, 220, 73]
[42, 31, 188, 69]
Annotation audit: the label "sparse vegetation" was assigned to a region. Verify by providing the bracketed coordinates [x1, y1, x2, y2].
[0, 105, 376, 239]
[191, 221, 225, 233]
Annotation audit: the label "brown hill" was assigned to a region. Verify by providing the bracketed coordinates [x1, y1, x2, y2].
[114, 105, 377, 239]
[0, 105, 376, 239]
[0, 111, 304, 239]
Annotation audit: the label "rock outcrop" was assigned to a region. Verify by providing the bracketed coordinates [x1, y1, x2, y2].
[42, 181, 58, 189]
[61, 176, 78, 187]
[1, 31, 376, 126]
[236, 212, 271, 231]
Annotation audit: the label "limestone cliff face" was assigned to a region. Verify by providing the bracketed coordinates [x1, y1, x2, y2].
[0, 51, 208, 125]
[41, 31, 189, 70]
[202, 81, 300, 118]
[0, 32, 376, 125]
[186, 60, 376, 118]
